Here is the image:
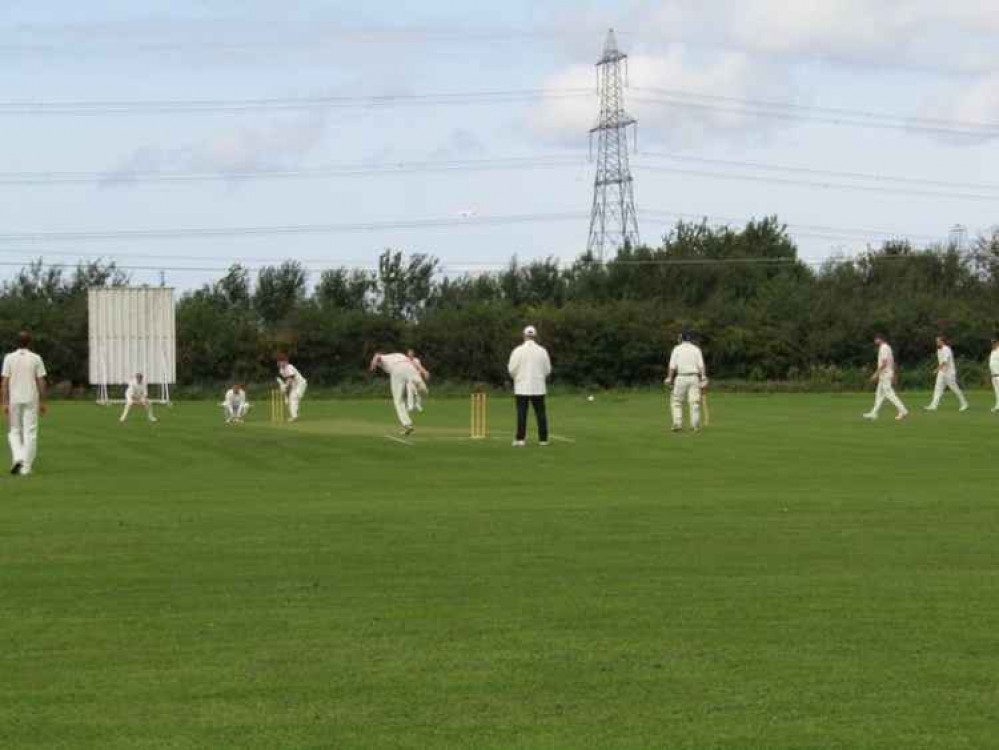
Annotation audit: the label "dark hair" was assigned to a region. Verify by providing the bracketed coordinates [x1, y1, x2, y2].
[16, 331, 31, 348]
[873, 333, 885, 341]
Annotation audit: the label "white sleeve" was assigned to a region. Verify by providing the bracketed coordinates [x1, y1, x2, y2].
[35, 356, 46, 378]
[697, 349, 706, 374]
[542, 348, 552, 377]
[1, 355, 9, 379]
[668, 348, 678, 370]
[507, 348, 520, 377]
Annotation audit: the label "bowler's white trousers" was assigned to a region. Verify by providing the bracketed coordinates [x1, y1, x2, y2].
[992, 375, 999, 410]
[391, 365, 420, 427]
[928, 372, 967, 409]
[671, 375, 702, 429]
[871, 374, 907, 416]
[7, 401, 39, 472]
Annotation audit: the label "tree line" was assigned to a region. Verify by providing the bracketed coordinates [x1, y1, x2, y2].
[2, 217, 998, 393]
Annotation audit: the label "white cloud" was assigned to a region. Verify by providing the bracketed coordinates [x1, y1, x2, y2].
[103, 112, 328, 185]
[531, 1, 999, 147]
[531, 45, 789, 148]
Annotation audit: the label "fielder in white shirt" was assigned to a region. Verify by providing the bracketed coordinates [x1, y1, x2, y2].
[370, 351, 423, 434]
[276, 355, 307, 422]
[120, 373, 158, 423]
[666, 332, 707, 432]
[507, 325, 552, 446]
[222, 383, 250, 424]
[990, 338, 999, 413]
[925, 336, 969, 412]
[405, 349, 430, 413]
[1, 331, 48, 476]
[863, 334, 909, 421]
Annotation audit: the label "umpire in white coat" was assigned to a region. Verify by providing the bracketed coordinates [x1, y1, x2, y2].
[508, 325, 552, 446]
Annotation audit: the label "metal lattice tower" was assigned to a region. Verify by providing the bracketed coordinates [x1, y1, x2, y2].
[586, 28, 640, 259]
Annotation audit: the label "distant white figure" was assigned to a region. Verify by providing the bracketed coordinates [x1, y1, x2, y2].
[507, 325, 552, 446]
[120, 373, 157, 423]
[2, 330, 48, 476]
[222, 383, 250, 424]
[405, 349, 430, 413]
[925, 336, 968, 412]
[276, 354, 307, 422]
[666, 331, 707, 433]
[369, 351, 422, 435]
[990, 338, 999, 413]
[863, 334, 908, 421]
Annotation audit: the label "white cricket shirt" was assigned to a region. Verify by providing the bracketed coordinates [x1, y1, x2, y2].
[937, 345, 956, 375]
[877, 343, 895, 378]
[224, 388, 247, 408]
[126, 379, 148, 402]
[668, 342, 705, 377]
[507, 339, 551, 396]
[990, 349, 999, 376]
[279, 362, 306, 385]
[1, 349, 46, 404]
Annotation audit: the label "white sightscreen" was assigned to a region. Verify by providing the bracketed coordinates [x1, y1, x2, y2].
[88, 288, 177, 385]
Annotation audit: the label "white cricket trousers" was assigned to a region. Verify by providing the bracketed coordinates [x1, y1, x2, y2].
[406, 375, 428, 412]
[992, 375, 999, 409]
[7, 401, 39, 472]
[120, 399, 156, 421]
[928, 372, 968, 409]
[287, 382, 307, 420]
[872, 375, 907, 416]
[391, 367, 419, 427]
[671, 375, 702, 429]
[224, 402, 250, 421]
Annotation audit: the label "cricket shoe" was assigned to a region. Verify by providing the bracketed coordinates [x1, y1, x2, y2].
[539, 441, 549, 446]
[862, 412, 877, 420]
[895, 411, 909, 421]
[923, 406, 937, 411]
[511, 440, 526, 447]
[959, 404, 969, 412]
[401, 426, 414, 436]
[10, 461, 23, 475]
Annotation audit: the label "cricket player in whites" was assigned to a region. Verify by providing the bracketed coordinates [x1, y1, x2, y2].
[405, 349, 429, 413]
[276, 354, 307, 422]
[370, 352, 423, 434]
[864, 334, 909, 421]
[990, 338, 999, 413]
[120, 373, 158, 423]
[925, 336, 969, 412]
[222, 383, 250, 424]
[666, 331, 707, 433]
[2, 331, 47, 476]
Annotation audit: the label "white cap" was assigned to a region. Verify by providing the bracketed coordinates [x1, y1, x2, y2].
[523, 325, 537, 338]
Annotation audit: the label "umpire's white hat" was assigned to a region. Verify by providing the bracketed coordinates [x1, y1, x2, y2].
[523, 325, 537, 338]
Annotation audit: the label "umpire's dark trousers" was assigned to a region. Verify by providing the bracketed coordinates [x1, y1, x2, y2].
[515, 395, 549, 442]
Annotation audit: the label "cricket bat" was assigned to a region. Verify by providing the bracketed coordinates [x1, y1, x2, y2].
[701, 393, 710, 427]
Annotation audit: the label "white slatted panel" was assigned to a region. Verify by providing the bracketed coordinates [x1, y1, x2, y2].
[88, 288, 176, 385]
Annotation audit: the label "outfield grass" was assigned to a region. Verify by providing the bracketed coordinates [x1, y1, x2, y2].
[2, 392, 997, 750]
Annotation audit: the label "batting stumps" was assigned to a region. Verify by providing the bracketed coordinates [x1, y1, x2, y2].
[470, 391, 488, 439]
[270, 389, 287, 423]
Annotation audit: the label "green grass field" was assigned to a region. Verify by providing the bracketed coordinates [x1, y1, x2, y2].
[2, 392, 997, 750]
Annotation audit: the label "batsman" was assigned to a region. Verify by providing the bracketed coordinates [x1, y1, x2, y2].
[665, 331, 708, 433]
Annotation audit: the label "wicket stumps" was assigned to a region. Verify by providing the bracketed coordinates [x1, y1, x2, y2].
[470, 392, 488, 439]
[270, 389, 287, 423]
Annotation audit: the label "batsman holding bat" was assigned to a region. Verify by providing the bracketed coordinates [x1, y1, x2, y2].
[665, 331, 708, 433]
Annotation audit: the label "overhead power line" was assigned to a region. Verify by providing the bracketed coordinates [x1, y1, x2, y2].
[0, 211, 589, 243]
[0, 155, 586, 186]
[0, 86, 996, 138]
[635, 164, 999, 202]
[0, 88, 590, 115]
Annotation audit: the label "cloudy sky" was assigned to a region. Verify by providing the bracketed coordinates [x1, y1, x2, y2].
[2, 0, 998, 288]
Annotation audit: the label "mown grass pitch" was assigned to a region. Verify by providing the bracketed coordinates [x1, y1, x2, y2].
[2, 393, 997, 750]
